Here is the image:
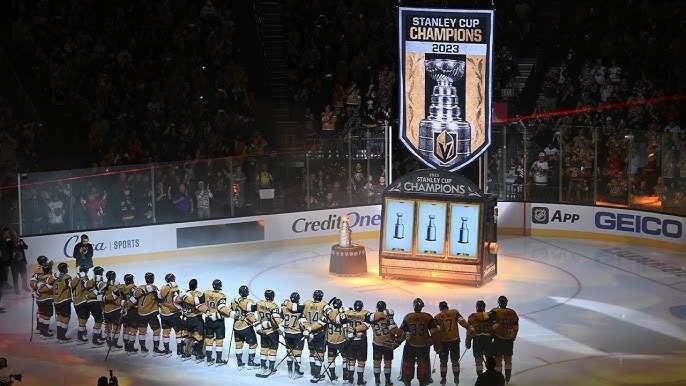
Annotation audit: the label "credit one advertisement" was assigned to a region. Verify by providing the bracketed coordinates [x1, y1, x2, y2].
[398, 7, 494, 171]
[529, 204, 685, 244]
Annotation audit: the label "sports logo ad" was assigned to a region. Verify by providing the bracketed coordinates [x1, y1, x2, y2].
[532, 207, 549, 224]
[398, 7, 494, 171]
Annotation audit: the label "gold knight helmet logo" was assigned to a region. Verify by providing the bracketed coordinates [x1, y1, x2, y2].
[434, 130, 457, 164]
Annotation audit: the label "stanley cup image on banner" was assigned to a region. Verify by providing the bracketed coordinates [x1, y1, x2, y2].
[398, 7, 494, 171]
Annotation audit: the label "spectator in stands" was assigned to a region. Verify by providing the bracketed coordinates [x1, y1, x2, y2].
[45, 191, 66, 233]
[531, 152, 550, 199]
[195, 180, 213, 219]
[172, 183, 194, 220]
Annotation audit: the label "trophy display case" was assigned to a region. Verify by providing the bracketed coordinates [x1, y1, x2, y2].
[379, 169, 498, 286]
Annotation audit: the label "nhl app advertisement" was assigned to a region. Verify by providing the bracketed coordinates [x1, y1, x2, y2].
[398, 7, 494, 171]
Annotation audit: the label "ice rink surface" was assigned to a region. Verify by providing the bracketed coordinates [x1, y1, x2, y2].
[1, 235, 685, 386]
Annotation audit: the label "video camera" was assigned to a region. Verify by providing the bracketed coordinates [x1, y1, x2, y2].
[0, 357, 22, 386]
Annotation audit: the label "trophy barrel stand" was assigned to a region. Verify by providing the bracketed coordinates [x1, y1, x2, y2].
[329, 244, 367, 276]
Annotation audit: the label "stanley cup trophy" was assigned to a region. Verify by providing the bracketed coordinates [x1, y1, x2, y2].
[418, 59, 472, 167]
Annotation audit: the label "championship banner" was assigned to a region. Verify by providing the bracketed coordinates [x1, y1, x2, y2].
[398, 7, 494, 171]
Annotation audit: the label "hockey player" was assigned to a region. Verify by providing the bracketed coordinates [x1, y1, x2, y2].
[120, 274, 140, 354]
[323, 298, 347, 382]
[255, 289, 282, 374]
[197, 279, 231, 366]
[345, 300, 371, 385]
[280, 291, 307, 378]
[52, 263, 73, 343]
[366, 300, 401, 386]
[176, 278, 205, 361]
[399, 298, 440, 386]
[30, 255, 53, 332]
[229, 285, 260, 369]
[302, 289, 330, 382]
[102, 271, 124, 350]
[159, 273, 183, 357]
[133, 272, 164, 356]
[35, 264, 56, 339]
[489, 296, 519, 383]
[84, 266, 108, 346]
[466, 300, 493, 376]
[71, 265, 93, 344]
[434, 301, 472, 385]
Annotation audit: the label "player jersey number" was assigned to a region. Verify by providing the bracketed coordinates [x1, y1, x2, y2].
[307, 311, 319, 323]
[283, 313, 298, 328]
[208, 300, 217, 310]
[408, 323, 426, 336]
[54, 282, 59, 296]
[328, 324, 343, 335]
[373, 321, 390, 337]
[500, 317, 513, 329]
[441, 319, 453, 332]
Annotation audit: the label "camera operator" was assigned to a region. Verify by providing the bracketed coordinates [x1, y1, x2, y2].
[8, 230, 30, 294]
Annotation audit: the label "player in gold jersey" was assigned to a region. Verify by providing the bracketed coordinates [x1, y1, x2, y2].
[71, 265, 92, 344]
[399, 298, 439, 386]
[489, 296, 519, 383]
[255, 289, 282, 374]
[229, 285, 260, 369]
[133, 272, 164, 356]
[53, 263, 73, 343]
[30, 255, 52, 333]
[159, 273, 183, 357]
[466, 300, 493, 376]
[280, 291, 307, 378]
[120, 273, 140, 354]
[302, 289, 330, 382]
[176, 278, 205, 361]
[197, 279, 231, 366]
[85, 266, 108, 346]
[434, 301, 472, 385]
[35, 264, 55, 339]
[324, 298, 347, 382]
[102, 270, 124, 351]
[345, 300, 371, 385]
[366, 300, 401, 386]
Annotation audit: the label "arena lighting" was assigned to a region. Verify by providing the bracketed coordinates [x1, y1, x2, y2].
[501, 94, 686, 124]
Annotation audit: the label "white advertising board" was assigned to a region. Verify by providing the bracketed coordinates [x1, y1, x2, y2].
[528, 203, 685, 245]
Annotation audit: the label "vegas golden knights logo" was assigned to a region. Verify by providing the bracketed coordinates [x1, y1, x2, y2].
[434, 130, 457, 164]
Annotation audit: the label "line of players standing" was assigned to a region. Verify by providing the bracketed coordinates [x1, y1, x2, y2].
[30, 256, 519, 386]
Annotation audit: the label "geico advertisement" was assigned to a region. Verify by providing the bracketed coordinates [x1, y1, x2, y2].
[24, 226, 174, 262]
[530, 204, 685, 243]
[593, 209, 683, 241]
[267, 206, 382, 240]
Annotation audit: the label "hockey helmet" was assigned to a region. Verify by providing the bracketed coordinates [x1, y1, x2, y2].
[93, 266, 104, 276]
[439, 301, 448, 311]
[145, 272, 155, 284]
[476, 300, 486, 312]
[331, 298, 343, 309]
[264, 289, 275, 301]
[124, 274, 135, 285]
[239, 285, 249, 297]
[165, 273, 176, 283]
[57, 262, 69, 274]
[37, 255, 48, 266]
[376, 300, 386, 312]
[413, 298, 425, 311]
[189, 278, 198, 291]
[213, 279, 223, 291]
[354, 300, 364, 312]
[313, 289, 324, 301]
[498, 295, 508, 308]
[290, 292, 300, 303]
[79, 265, 90, 273]
[106, 270, 117, 282]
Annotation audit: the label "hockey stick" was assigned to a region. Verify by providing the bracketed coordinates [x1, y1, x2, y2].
[30, 293, 35, 342]
[431, 351, 438, 374]
[254, 337, 292, 379]
[458, 346, 468, 363]
[105, 308, 125, 362]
